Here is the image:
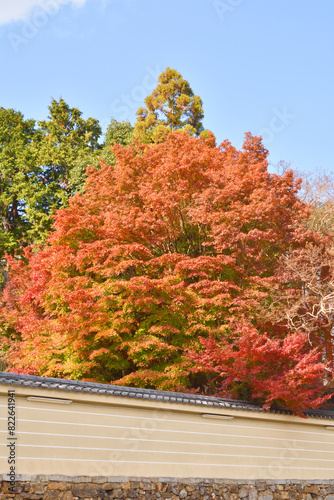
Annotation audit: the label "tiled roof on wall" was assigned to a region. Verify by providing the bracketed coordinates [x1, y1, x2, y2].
[0, 371, 333, 420]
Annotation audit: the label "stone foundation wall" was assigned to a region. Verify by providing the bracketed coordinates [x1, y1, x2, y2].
[1, 476, 334, 500]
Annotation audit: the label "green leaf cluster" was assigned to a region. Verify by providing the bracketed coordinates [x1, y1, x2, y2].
[0, 101, 135, 262]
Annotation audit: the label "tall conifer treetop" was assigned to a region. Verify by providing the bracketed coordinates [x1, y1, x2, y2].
[134, 67, 205, 143]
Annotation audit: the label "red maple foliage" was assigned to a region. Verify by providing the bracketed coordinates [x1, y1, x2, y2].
[188, 320, 330, 416]
[1, 131, 330, 412]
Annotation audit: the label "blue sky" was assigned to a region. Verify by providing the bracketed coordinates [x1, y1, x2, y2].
[0, 0, 333, 175]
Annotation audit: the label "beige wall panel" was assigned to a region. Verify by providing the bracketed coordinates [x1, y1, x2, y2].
[14, 431, 334, 459]
[1, 392, 334, 479]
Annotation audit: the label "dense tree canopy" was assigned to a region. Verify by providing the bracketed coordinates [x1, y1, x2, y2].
[0, 69, 203, 257]
[2, 130, 330, 413]
[1, 69, 333, 415]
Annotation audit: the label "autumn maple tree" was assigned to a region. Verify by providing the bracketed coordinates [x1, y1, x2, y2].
[1, 127, 331, 413]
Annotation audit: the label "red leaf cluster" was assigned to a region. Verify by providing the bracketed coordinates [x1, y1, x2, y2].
[189, 320, 330, 416]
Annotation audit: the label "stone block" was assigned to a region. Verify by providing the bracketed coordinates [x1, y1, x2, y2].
[72, 485, 100, 498]
[47, 483, 68, 491]
[61, 492, 74, 500]
[249, 489, 258, 500]
[43, 492, 60, 500]
[239, 487, 250, 498]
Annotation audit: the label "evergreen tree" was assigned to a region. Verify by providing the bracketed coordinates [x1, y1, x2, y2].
[0, 108, 38, 255]
[68, 118, 134, 194]
[134, 67, 205, 143]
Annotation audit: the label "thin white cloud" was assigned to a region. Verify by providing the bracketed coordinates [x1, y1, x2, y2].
[0, 0, 87, 26]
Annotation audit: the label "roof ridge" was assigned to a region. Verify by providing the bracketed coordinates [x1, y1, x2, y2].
[0, 371, 251, 403]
